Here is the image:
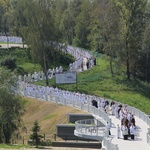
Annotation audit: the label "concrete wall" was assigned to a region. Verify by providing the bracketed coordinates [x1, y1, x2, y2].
[52, 141, 102, 149]
[56, 113, 104, 141]
[68, 113, 94, 123]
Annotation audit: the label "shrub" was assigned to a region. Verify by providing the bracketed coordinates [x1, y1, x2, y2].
[1, 57, 17, 71]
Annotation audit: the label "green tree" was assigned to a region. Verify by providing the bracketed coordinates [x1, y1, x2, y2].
[52, 0, 68, 43]
[0, 0, 16, 36]
[113, 0, 147, 79]
[0, 68, 25, 144]
[73, 0, 92, 48]
[59, 0, 83, 45]
[140, 3, 150, 81]
[14, 0, 59, 86]
[30, 120, 43, 148]
[88, 0, 121, 76]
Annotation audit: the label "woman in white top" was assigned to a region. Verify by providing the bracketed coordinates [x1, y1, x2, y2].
[122, 124, 128, 140]
[117, 124, 121, 139]
[130, 123, 135, 140]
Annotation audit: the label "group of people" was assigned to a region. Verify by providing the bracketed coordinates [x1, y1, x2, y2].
[66, 45, 96, 73]
[101, 100, 136, 140]
[115, 105, 136, 140]
[69, 57, 96, 73]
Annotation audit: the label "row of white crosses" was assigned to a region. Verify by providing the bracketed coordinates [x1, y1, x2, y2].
[18, 71, 45, 82]
[19, 66, 63, 83]
[0, 36, 22, 44]
[20, 81, 107, 108]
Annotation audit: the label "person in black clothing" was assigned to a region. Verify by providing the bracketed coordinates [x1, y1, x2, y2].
[94, 58, 96, 65]
[131, 114, 136, 127]
[86, 60, 89, 69]
[92, 100, 98, 108]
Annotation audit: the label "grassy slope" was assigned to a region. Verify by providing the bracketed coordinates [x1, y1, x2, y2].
[21, 97, 88, 141]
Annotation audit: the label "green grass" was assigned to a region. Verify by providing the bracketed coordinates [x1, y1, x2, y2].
[34, 54, 150, 115]
[18, 63, 42, 74]
[43, 114, 58, 120]
[0, 144, 28, 149]
[0, 47, 73, 75]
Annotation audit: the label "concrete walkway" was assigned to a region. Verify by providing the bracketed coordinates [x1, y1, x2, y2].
[0, 43, 27, 48]
[108, 115, 150, 150]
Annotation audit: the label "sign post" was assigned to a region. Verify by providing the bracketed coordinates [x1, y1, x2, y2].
[55, 72, 77, 90]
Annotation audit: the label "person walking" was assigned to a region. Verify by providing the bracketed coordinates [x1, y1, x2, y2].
[122, 124, 128, 140]
[117, 124, 121, 139]
[130, 123, 135, 140]
[105, 122, 111, 137]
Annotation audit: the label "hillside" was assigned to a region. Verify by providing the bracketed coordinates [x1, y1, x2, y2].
[20, 97, 88, 143]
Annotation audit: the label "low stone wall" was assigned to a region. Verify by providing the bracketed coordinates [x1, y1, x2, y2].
[56, 124, 93, 141]
[52, 141, 102, 149]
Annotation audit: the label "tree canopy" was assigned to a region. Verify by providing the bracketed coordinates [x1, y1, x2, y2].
[1, 0, 150, 81]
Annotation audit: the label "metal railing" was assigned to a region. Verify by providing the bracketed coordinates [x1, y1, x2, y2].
[103, 137, 119, 150]
[75, 119, 105, 137]
[147, 128, 150, 145]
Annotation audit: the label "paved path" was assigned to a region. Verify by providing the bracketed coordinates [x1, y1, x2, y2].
[0, 43, 27, 48]
[108, 115, 150, 150]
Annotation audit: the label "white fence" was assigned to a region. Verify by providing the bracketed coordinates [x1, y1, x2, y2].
[20, 85, 111, 125]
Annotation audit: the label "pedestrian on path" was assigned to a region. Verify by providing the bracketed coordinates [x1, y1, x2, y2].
[117, 124, 121, 139]
[130, 123, 135, 140]
[122, 124, 128, 140]
[105, 122, 111, 137]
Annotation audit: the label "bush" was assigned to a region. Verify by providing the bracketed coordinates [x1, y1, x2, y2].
[1, 57, 17, 71]
[28, 140, 52, 146]
[40, 140, 52, 146]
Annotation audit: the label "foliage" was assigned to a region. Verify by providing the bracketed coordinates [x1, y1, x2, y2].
[30, 120, 43, 148]
[1, 57, 16, 71]
[1, 0, 150, 80]
[0, 68, 25, 144]
[113, 0, 147, 79]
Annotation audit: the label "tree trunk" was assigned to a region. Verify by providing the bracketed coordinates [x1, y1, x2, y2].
[125, 37, 130, 80]
[43, 50, 49, 86]
[109, 44, 114, 77]
[110, 56, 114, 77]
[126, 49, 130, 80]
[146, 50, 149, 82]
